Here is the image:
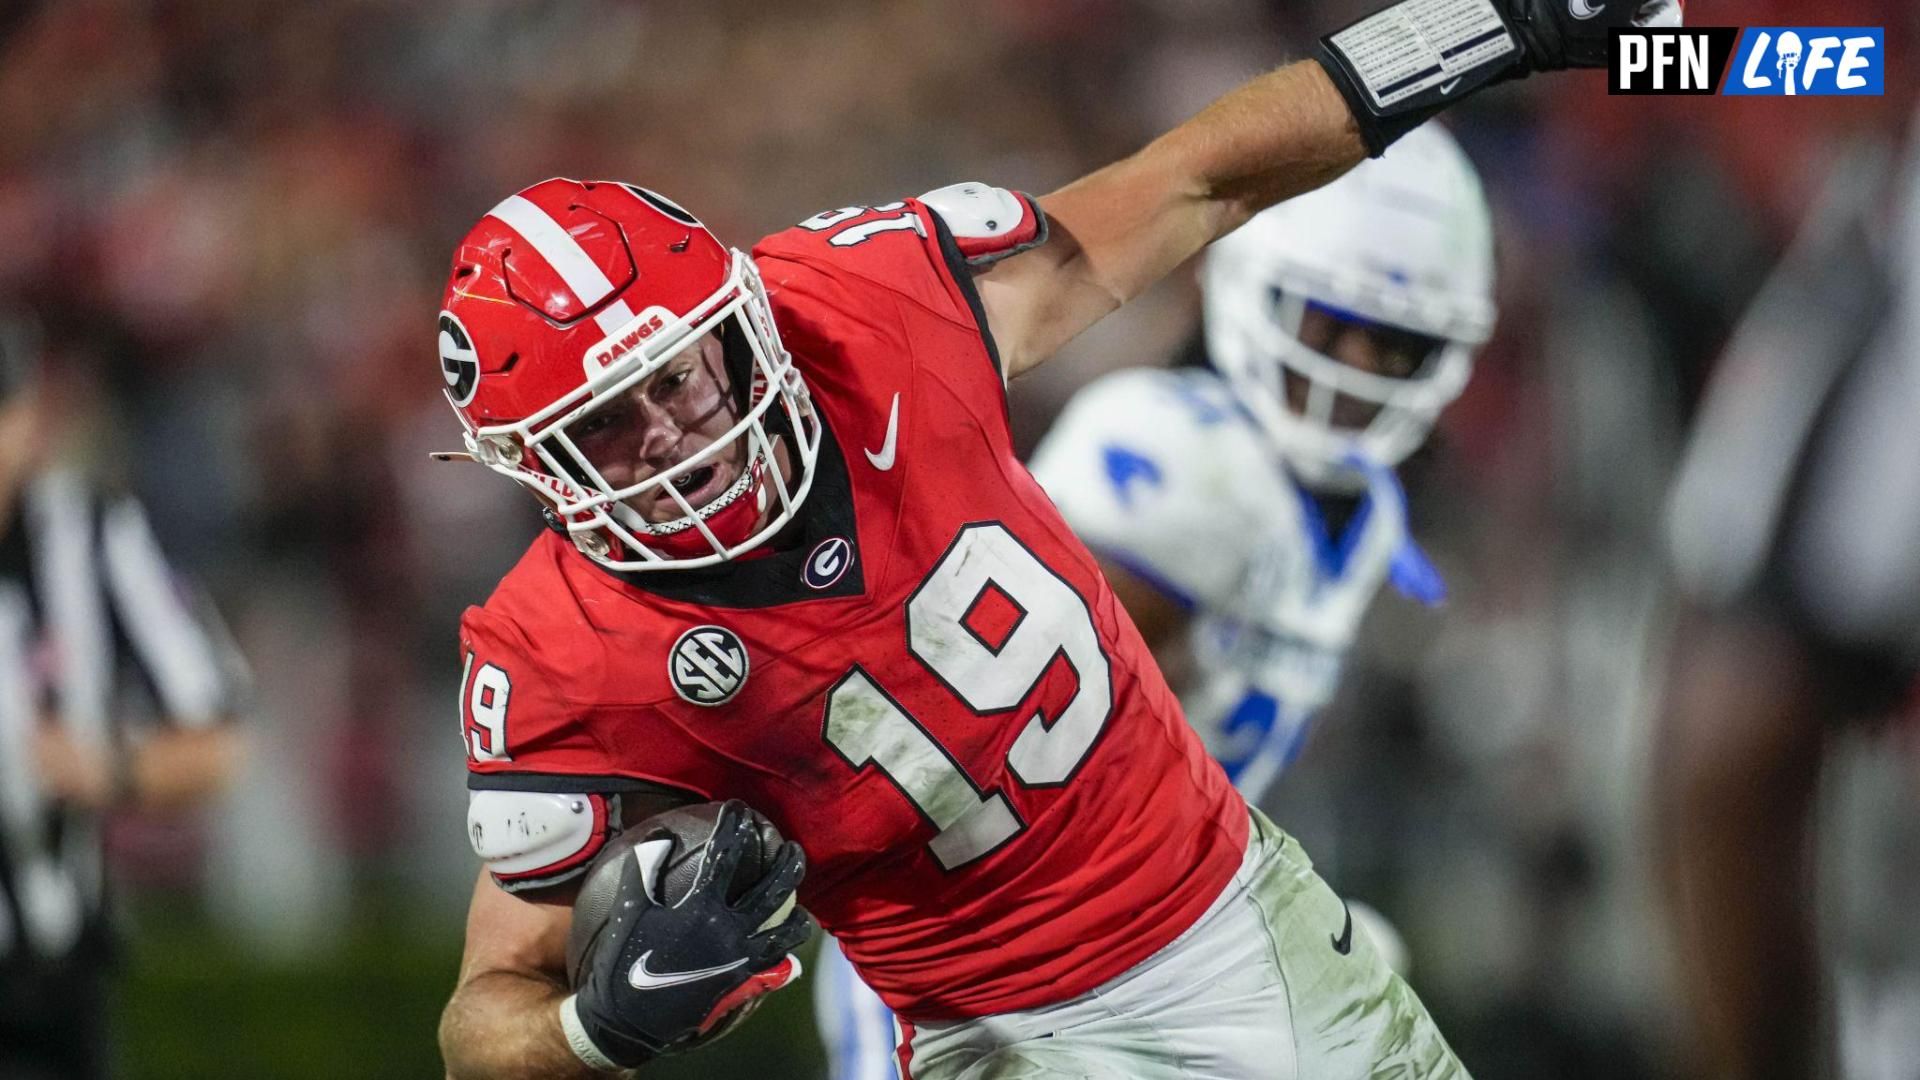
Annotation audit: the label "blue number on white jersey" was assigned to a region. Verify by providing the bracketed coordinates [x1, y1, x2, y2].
[1027, 367, 1440, 801]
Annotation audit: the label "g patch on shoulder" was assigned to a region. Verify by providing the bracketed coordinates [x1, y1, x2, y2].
[919, 183, 1047, 267]
[467, 789, 616, 892]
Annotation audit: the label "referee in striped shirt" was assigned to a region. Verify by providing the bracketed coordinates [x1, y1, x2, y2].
[0, 317, 247, 1079]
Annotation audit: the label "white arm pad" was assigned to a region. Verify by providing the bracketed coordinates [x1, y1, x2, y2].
[918, 182, 1047, 267]
[919, 183, 1027, 241]
[466, 789, 600, 876]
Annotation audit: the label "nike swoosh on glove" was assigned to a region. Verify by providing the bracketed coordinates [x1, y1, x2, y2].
[1316, 0, 1685, 154]
[561, 801, 816, 1071]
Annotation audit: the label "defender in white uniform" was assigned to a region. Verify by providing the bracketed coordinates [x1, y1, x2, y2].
[814, 124, 1498, 1080]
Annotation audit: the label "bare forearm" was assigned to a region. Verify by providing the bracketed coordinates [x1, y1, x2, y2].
[1137, 60, 1364, 249]
[32, 722, 242, 812]
[442, 970, 610, 1080]
[1056, 65, 1359, 290]
[132, 725, 243, 809]
[1002, 61, 1364, 374]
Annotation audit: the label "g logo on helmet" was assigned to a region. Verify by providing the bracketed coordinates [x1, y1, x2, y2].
[439, 311, 481, 407]
[669, 625, 750, 706]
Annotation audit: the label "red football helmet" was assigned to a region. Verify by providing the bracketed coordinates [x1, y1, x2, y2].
[438, 179, 819, 570]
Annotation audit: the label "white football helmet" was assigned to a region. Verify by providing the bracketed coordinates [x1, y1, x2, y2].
[1201, 123, 1496, 486]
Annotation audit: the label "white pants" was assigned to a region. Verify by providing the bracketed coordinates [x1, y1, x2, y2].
[813, 810, 1467, 1080]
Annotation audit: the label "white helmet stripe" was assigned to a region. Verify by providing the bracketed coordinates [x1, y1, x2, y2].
[487, 194, 637, 335]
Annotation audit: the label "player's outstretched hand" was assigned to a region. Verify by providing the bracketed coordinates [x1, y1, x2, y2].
[1504, 0, 1685, 71]
[560, 800, 815, 1071]
[1317, 0, 1685, 154]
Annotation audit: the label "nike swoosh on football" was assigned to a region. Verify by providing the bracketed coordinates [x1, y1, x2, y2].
[628, 951, 750, 990]
[865, 393, 901, 472]
[1567, 0, 1606, 19]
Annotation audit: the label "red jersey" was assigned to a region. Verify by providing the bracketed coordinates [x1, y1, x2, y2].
[458, 192, 1248, 1020]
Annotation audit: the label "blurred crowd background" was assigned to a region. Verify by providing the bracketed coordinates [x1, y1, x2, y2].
[2, 0, 1917, 1077]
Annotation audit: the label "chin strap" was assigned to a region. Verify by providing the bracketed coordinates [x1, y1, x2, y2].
[635, 450, 776, 560]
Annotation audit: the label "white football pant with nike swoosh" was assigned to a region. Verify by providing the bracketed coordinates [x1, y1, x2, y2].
[835, 809, 1467, 1080]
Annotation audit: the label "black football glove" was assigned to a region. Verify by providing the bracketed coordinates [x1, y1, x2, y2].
[1316, 0, 1684, 155]
[559, 801, 815, 1071]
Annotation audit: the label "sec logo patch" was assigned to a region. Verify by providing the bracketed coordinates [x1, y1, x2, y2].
[669, 625, 750, 706]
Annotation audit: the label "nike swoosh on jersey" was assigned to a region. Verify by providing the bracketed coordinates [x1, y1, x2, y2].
[1330, 901, 1354, 956]
[628, 951, 750, 990]
[1439, 77, 1464, 95]
[865, 393, 901, 472]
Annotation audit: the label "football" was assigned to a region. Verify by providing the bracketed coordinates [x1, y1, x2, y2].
[566, 800, 791, 988]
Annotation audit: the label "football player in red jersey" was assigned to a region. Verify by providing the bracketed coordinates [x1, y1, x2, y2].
[436, 2, 1684, 1077]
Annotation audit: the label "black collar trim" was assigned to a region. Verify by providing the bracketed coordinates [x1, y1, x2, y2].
[929, 210, 1005, 389]
[596, 414, 867, 608]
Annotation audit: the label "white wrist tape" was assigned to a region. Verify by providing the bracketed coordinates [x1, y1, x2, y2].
[558, 994, 625, 1073]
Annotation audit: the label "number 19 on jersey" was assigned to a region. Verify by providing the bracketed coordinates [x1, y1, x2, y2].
[823, 523, 1113, 869]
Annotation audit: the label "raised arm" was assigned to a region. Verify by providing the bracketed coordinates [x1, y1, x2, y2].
[982, 63, 1362, 378]
[981, 0, 1684, 377]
